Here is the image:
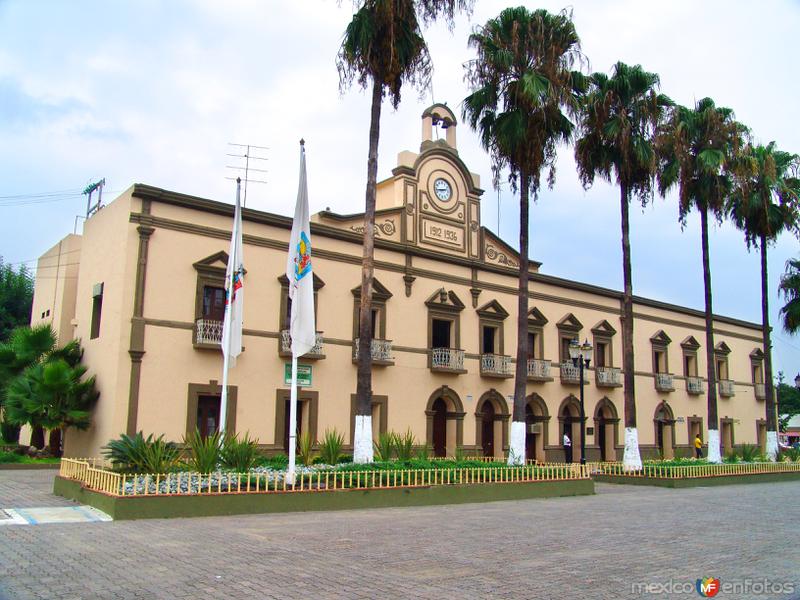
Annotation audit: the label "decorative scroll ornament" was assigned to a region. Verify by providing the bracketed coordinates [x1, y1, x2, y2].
[485, 244, 519, 268]
[350, 220, 396, 237]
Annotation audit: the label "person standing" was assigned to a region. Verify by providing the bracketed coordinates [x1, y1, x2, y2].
[563, 432, 573, 463]
[694, 434, 703, 459]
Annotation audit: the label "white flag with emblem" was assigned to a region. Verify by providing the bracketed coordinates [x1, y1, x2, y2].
[221, 183, 244, 367]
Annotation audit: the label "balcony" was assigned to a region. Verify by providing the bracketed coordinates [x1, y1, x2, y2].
[352, 338, 394, 366]
[655, 373, 674, 392]
[595, 366, 622, 387]
[429, 347, 466, 373]
[195, 318, 223, 347]
[718, 379, 735, 398]
[280, 330, 325, 359]
[686, 377, 705, 395]
[527, 358, 553, 382]
[559, 361, 582, 385]
[754, 382, 766, 400]
[480, 354, 512, 378]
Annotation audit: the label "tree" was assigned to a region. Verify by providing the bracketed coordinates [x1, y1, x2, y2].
[728, 142, 800, 459]
[574, 62, 672, 470]
[775, 372, 800, 432]
[463, 6, 585, 464]
[0, 323, 81, 448]
[656, 98, 746, 463]
[779, 257, 800, 334]
[5, 358, 97, 456]
[0, 257, 34, 343]
[337, 0, 473, 463]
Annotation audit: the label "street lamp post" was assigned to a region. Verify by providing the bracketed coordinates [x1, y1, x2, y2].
[569, 338, 593, 465]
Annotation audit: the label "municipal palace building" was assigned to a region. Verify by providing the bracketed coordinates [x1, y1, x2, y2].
[31, 105, 770, 461]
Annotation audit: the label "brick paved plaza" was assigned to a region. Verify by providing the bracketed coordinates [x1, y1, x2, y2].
[0, 470, 798, 600]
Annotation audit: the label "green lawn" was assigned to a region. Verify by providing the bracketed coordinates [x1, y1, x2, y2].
[0, 450, 60, 464]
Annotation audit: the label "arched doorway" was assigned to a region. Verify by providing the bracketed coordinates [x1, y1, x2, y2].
[475, 390, 510, 459]
[654, 402, 675, 459]
[593, 398, 619, 462]
[426, 386, 465, 457]
[525, 393, 550, 463]
[558, 395, 582, 463]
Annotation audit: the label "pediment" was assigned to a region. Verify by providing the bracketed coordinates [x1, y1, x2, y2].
[749, 348, 764, 360]
[680, 336, 701, 350]
[476, 299, 509, 320]
[715, 341, 732, 355]
[482, 229, 520, 270]
[591, 319, 617, 337]
[193, 251, 229, 275]
[556, 313, 583, 332]
[528, 306, 549, 327]
[650, 330, 672, 345]
[425, 288, 465, 312]
[351, 278, 393, 302]
[277, 272, 325, 291]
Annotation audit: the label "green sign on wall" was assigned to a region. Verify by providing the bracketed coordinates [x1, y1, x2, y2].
[284, 363, 312, 387]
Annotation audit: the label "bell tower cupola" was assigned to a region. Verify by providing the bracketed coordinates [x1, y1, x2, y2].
[421, 103, 457, 153]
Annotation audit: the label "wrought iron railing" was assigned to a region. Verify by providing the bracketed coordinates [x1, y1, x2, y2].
[527, 358, 551, 379]
[430, 347, 465, 371]
[655, 373, 674, 391]
[686, 377, 705, 395]
[353, 338, 393, 362]
[280, 330, 324, 356]
[480, 354, 511, 376]
[560, 361, 581, 384]
[195, 319, 223, 345]
[595, 366, 621, 386]
[718, 379, 735, 397]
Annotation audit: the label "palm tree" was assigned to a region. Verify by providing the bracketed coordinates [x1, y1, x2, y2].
[463, 6, 585, 464]
[728, 142, 800, 460]
[780, 258, 800, 334]
[5, 359, 97, 456]
[656, 98, 746, 463]
[337, 0, 473, 463]
[574, 62, 673, 470]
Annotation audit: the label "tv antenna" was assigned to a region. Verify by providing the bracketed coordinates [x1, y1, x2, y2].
[226, 143, 268, 208]
[83, 178, 105, 218]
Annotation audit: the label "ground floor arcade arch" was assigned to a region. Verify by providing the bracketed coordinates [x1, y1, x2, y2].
[525, 393, 550, 462]
[593, 397, 619, 462]
[559, 395, 583, 463]
[426, 386, 465, 457]
[654, 401, 676, 459]
[475, 390, 510, 459]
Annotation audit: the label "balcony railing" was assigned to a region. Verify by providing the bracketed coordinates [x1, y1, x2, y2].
[754, 382, 766, 400]
[430, 347, 465, 372]
[595, 366, 621, 387]
[353, 338, 393, 363]
[280, 330, 324, 358]
[195, 319, 223, 345]
[655, 373, 674, 392]
[560, 361, 581, 384]
[527, 358, 552, 381]
[718, 379, 735, 397]
[480, 353, 512, 377]
[686, 377, 705, 395]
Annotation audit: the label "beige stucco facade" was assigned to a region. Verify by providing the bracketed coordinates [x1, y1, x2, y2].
[32, 105, 771, 460]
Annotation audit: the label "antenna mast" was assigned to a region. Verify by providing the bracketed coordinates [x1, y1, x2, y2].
[226, 143, 268, 208]
[83, 178, 105, 218]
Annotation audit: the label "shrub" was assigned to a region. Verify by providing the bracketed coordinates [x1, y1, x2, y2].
[103, 432, 181, 474]
[297, 432, 316, 466]
[737, 443, 760, 462]
[0, 420, 20, 444]
[723, 452, 740, 464]
[0, 450, 23, 463]
[393, 429, 415, 461]
[781, 447, 800, 462]
[415, 445, 431, 460]
[319, 428, 345, 465]
[258, 453, 289, 470]
[373, 432, 394, 461]
[183, 429, 221, 473]
[220, 432, 259, 472]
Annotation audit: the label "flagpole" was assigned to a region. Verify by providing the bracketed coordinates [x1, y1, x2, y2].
[218, 178, 242, 440]
[288, 355, 299, 485]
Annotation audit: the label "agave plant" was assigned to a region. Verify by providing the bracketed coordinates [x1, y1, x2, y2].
[219, 432, 260, 472]
[737, 443, 760, 463]
[393, 429, 415, 461]
[102, 431, 181, 474]
[373, 431, 394, 462]
[183, 429, 222, 473]
[319, 428, 345, 465]
[296, 432, 316, 467]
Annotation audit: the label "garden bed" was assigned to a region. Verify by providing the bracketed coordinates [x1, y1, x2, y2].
[54, 458, 594, 519]
[588, 460, 800, 487]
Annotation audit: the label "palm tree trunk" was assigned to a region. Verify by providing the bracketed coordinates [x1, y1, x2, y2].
[700, 206, 721, 463]
[761, 233, 778, 460]
[620, 182, 642, 470]
[30, 424, 45, 450]
[508, 172, 530, 466]
[353, 79, 383, 464]
[48, 428, 62, 457]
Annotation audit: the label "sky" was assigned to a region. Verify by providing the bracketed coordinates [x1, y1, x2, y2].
[1, 0, 799, 376]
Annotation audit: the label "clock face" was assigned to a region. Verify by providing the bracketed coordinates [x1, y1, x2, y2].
[433, 178, 452, 201]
